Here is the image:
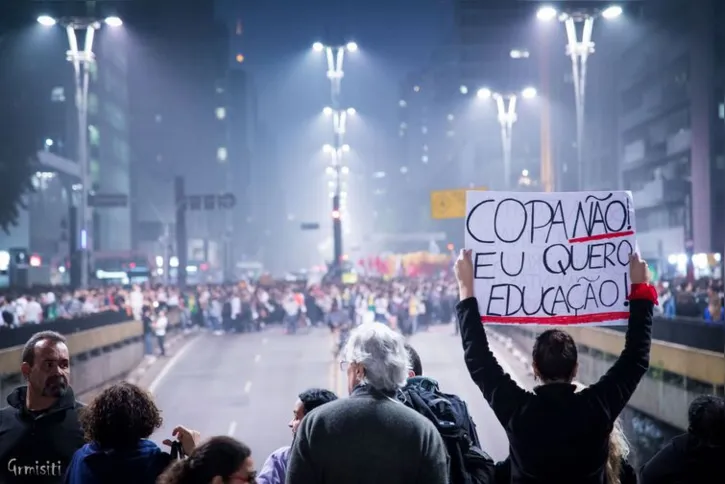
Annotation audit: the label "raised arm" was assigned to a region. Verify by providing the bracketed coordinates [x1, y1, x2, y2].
[587, 253, 656, 421]
[455, 249, 528, 425]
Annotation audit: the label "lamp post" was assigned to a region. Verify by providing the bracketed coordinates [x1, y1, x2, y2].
[313, 41, 357, 272]
[38, 15, 123, 288]
[536, 4, 622, 190]
[477, 86, 537, 189]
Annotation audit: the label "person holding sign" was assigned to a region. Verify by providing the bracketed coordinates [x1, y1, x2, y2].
[454, 248, 656, 484]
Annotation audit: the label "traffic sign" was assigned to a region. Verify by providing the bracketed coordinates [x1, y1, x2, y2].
[301, 222, 320, 230]
[88, 193, 129, 208]
[430, 187, 487, 219]
[184, 193, 237, 211]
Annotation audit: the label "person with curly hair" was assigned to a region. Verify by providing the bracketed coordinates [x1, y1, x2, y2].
[157, 436, 256, 484]
[63, 382, 200, 484]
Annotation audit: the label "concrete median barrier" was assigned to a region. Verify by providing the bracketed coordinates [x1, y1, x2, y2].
[0, 308, 183, 403]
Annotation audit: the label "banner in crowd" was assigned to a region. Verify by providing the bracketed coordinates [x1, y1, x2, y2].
[464, 190, 637, 326]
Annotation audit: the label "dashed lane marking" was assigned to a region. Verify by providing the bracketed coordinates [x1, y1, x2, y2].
[254, 354, 261, 363]
[228, 421, 237, 437]
[243, 381, 252, 393]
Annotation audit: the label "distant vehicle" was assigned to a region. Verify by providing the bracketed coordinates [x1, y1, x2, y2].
[93, 251, 153, 285]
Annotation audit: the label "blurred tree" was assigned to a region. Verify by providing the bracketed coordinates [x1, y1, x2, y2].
[0, 128, 36, 234]
[0, 35, 36, 234]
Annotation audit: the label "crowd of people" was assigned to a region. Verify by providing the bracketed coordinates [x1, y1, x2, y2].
[0, 255, 723, 483]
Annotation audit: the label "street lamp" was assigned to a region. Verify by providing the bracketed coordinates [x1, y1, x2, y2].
[38, 15, 123, 288]
[313, 40, 358, 271]
[478, 87, 537, 189]
[537, 4, 621, 190]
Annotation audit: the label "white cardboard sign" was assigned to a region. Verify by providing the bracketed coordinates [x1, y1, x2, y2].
[464, 191, 637, 326]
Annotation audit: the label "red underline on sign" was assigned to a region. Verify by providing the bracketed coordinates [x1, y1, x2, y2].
[568, 230, 634, 244]
[481, 311, 629, 325]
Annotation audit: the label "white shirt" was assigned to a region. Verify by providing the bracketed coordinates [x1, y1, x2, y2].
[24, 301, 43, 324]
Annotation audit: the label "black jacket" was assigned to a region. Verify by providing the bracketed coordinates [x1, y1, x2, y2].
[639, 433, 725, 484]
[286, 384, 449, 484]
[494, 456, 637, 484]
[457, 296, 653, 484]
[0, 386, 85, 484]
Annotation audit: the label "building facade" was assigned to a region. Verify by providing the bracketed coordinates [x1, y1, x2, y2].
[617, 0, 725, 274]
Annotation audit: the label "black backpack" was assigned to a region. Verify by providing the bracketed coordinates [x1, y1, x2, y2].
[401, 385, 495, 484]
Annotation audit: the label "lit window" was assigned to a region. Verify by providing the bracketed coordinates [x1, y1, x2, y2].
[400, 166, 409, 174]
[217, 147, 228, 162]
[236, 54, 245, 63]
[88, 125, 100, 146]
[236, 20, 243, 35]
[413, 86, 420, 92]
[216, 107, 226, 120]
[399, 100, 407, 107]
[422, 155, 429, 163]
[447, 114, 454, 121]
[421, 126, 428, 134]
[51, 87, 65, 102]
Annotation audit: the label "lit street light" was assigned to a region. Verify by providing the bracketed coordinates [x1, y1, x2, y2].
[478, 87, 537, 189]
[537, 4, 622, 190]
[38, 14, 123, 288]
[510, 49, 530, 59]
[313, 40, 358, 271]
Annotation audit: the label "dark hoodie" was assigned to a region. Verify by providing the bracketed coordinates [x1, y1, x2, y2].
[63, 439, 172, 484]
[0, 386, 85, 484]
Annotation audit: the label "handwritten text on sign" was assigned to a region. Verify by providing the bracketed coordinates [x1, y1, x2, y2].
[464, 191, 637, 326]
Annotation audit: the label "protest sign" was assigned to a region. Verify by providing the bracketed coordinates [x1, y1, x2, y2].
[464, 191, 637, 326]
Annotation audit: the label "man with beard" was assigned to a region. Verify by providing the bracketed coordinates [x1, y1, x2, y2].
[0, 331, 85, 483]
[256, 388, 338, 484]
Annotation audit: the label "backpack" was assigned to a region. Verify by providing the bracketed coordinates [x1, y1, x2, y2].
[401, 385, 495, 484]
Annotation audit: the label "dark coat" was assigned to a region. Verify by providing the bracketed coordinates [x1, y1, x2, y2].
[457, 294, 654, 484]
[639, 433, 725, 484]
[286, 384, 449, 484]
[0, 386, 85, 484]
[63, 439, 171, 484]
[494, 456, 637, 484]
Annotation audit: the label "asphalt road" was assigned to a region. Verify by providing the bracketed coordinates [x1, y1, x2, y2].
[147, 322, 524, 465]
[149, 326, 338, 461]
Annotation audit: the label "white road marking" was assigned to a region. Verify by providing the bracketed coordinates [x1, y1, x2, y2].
[244, 381, 252, 393]
[254, 354, 261, 363]
[228, 421, 237, 437]
[262, 338, 268, 345]
[148, 336, 201, 394]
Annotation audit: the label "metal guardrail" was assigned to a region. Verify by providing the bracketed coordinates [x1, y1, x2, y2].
[603, 316, 724, 353]
[0, 311, 130, 351]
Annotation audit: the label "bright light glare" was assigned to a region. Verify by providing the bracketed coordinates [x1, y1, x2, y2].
[341, 166, 350, 174]
[342, 144, 351, 152]
[323, 144, 333, 153]
[312, 42, 324, 52]
[104, 16, 123, 27]
[346, 107, 356, 115]
[323, 106, 333, 115]
[346, 42, 358, 52]
[536, 6, 557, 21]
[37, 15, 57, 26]
[510, 49, 530, 59]
[522, 87, 537, 99]
[477, 88, 492, 99]
[602, 5, 623, 19]
[459, 85, 468, 95]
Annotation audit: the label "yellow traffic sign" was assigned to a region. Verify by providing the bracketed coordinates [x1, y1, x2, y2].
[430, 187, 487, 219]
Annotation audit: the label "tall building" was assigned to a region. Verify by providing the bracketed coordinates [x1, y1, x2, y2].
[88, 28, 131, 252]
[128, 1, 228, 271]
[617, 0, 725, 274]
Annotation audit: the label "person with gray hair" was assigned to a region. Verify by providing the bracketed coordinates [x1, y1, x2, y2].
[286, 322, 448, 484]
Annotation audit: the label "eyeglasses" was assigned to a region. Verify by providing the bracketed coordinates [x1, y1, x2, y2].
[339, 360, 349, 371]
